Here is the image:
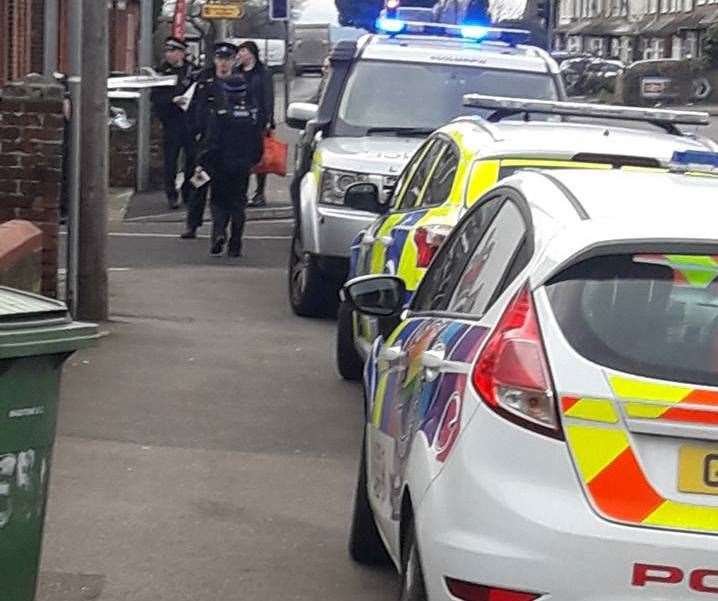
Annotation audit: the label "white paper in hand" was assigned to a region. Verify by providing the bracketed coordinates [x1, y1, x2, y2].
[190, 168, 211, 189]
[174, 82, 197, 112]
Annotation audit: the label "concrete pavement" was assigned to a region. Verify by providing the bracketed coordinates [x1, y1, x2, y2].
[39, 216, 396, 601]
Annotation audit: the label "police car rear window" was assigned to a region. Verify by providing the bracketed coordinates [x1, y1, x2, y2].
[546, 254, 718, 387]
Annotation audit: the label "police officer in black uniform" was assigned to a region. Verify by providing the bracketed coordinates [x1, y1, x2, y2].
[195, 41, 263, 258]
[179, 49, 221, 239]
[151, 36, 195, 210]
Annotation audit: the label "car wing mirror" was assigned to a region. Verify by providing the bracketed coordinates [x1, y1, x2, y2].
[341, 275, 406, 318]
[286, 102, 318, 130]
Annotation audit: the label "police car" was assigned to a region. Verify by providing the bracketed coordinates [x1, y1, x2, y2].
[336, 96, 716, 380]
[342, 157, 718, 601]
[285, 16, 565, 317]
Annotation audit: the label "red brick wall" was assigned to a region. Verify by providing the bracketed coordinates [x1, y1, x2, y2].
[0, 76, 64, 297]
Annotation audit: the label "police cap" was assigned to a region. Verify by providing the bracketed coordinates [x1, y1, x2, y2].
[164, 36, 187, 52]
[214, 41, 239, 58]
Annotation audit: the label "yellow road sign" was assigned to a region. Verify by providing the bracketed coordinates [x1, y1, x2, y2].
[201, 3, 245, 19]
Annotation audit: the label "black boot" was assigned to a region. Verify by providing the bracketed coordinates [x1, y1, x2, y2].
[180, 228, 197, 240]
[210, 237, 225, 256]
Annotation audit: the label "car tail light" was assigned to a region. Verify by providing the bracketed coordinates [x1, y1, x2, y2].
[446, 578, 543, 601]
[414, 224, 452, 268]
[472, 284, 562, 438]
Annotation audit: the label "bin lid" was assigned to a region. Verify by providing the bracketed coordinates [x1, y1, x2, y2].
[0, 287, 98, 359]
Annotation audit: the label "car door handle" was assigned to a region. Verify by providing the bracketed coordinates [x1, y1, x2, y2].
[377, 236, 394, 247]
[421, 349, 469, 382]
[380, 345, 406, 366]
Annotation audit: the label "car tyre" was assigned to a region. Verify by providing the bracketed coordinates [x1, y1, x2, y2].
[337, 301, 364, 381]
[399, 520, 428, 601]
[289, 228, 329, 317]
[348, 430, 392, 565]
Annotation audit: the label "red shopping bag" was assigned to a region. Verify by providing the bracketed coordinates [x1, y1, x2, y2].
[254, 132, 288, 176]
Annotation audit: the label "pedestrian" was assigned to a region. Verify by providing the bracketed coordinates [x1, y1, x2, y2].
[151, 36, 195, 210]
[179, 50, 221, 239]
[236, 41, 275, 208]
[196, 42, 263, 258]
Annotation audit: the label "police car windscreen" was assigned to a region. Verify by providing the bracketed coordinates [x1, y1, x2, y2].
[546, 253, 718, 388]
[336, 61, 558, 135]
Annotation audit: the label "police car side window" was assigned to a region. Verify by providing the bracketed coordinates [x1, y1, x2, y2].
[412, 196, 503, 313]
[447, 200, 527, 316]
[423, 145, 459, 207]
[399, 141, 445, 211]
[392, 140, 432, 210]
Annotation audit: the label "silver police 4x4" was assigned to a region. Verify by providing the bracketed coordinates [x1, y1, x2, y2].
[285, 20, 566, 317]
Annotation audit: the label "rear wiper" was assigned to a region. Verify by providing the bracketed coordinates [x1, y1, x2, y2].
[366, 127, 434, 136]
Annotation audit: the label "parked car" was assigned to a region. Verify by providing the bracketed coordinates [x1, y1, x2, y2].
[344, 164, 718, 601]
[336, 97, 715, 379]
[290, 23, 331, 75]
[561, 57, 623, 97]
[285, 20, 565, 318]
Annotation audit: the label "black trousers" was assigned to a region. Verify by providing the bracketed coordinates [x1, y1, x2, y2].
[211, 166, 250, 252]
[162, 120, 195, 201]
[254, 173, 267, 195]
[185, 184, 209, 231]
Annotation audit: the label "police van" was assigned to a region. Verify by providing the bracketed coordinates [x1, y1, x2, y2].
[285, 15, 566, 317]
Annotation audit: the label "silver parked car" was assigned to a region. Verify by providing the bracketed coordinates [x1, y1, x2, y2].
[285, 21, 565, 317]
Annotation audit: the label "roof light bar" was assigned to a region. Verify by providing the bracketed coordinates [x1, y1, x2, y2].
[669, 150, 718, 173]
[463, 94, 710, 132]
[375, 18, 530, 45]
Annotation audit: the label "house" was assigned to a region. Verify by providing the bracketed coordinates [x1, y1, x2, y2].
[554, 0, 718, 61]
[0, 0, 142, 86]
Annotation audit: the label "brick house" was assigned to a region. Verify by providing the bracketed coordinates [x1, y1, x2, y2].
[0, 0, 142, 86]
[554, 0, 718, 61]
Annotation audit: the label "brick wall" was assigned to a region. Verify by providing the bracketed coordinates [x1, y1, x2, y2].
[109, 98, 164, 189]
[0, 75, 64, 298]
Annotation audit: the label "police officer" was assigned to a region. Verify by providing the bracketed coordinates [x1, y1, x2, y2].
[195, 42, 263, 257]
[179, 47, 223, 239]
[151, 36, 195, 210]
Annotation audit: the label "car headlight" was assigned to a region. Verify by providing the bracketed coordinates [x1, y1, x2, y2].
[320, 169, 370, 205]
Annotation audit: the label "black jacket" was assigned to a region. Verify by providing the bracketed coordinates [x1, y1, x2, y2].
[197, 74, 263, 172]
[187, 66, 217, 139]
[150, 61, 194, 125]
[240, 61, 275, 130]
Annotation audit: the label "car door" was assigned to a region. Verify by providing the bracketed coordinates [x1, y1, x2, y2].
[367, 138, 446, 279]
[367, 193, 532, 553]
[393, 138, 463, 293]
[352, 139, 441, 352]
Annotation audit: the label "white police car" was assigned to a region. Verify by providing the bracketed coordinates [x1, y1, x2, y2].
[285, 16, 565, 317]
[343, 154, 718, 601]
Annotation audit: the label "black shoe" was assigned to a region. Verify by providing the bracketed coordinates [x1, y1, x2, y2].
[249, 193, 267, 208]
[210, 238, 225, 256]
[167, 196, 180, 210]
[227, 245, 242, 258]
[180, 229, 197, 240]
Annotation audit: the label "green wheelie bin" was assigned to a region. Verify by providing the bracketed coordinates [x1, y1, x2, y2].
[0, 287, 98, 601]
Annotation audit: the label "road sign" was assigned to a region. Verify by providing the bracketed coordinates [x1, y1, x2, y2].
[201, 3, 245, 20]
[269, 0, 289, 20]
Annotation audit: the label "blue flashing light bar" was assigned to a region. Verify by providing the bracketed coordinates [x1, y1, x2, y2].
[671, 150, 718, 169]
[376, 16, 407, 34]
[374, 17, 530, 45]
[461, 24, 490, 40]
